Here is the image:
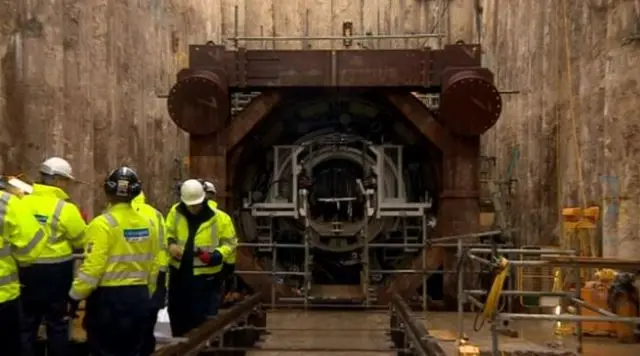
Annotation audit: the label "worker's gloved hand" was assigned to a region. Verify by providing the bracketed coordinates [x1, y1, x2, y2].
[66, 296, 80, 319]
[196, 249, 223, 266]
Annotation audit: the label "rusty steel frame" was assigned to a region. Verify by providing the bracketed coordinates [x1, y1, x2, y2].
[167, 40, 503, 305]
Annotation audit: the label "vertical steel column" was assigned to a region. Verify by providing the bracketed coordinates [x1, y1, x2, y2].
[303, 195, 311, 310]
[574, 256, 583, 354]
[271, 244, 277, 309]
[363, 200, 370, 308]
[421, 213, 428, 313]
[456, 237, 464, 356]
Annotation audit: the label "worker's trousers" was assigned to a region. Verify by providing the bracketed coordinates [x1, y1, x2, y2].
[84, 285, 150, 356]
[19, 261, 74, 356]
[0, 297, 23, 356]
[167, 267, 222, 337]
[141, 272, 167, 356]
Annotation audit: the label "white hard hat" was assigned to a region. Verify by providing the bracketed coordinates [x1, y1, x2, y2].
[203, 180, 216, 194]
[180, 179, 206, 206]
[40, 157, 75, 180]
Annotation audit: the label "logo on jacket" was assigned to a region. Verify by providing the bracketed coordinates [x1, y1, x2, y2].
[123, 228, 150, 242]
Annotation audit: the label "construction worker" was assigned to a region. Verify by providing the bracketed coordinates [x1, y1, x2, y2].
[68, 167, 159, 356]
[132, 191, 168, 356]
[19, 157, 88, 356]
[165, 179, 237, 337]
[199, 179, 237, 304]
[0, 179, 48, 355]
[201, 180, 218, 208]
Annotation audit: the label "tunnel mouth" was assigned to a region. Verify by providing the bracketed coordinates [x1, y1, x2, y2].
[232, 89, 441, 299]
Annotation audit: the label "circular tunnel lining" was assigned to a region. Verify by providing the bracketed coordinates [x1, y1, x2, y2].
[231, 89, 444, 300]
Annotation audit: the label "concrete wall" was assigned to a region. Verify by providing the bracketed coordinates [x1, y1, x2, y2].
[481, 0, 640, 258]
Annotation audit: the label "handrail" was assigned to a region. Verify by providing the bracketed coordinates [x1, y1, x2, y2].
[390, 290, 446, 356]
[152, 293, 263, 356]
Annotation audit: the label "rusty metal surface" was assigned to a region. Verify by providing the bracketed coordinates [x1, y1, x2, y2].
[167, 69, 229, 136]
[172, 41, 496, 303]
[385, 92, 451, 152]
[186, 42, 483, 89]
[439, 69, 502, 136]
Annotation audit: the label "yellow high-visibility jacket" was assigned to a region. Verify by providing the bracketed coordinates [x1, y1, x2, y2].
[132, 192, 168, 273]
[0, 191, 48, 303]
[22, 184, 87, 264]
[69, 203, 159, 301]
[206, 201, 236, 264]
[165, 200, 237, 275]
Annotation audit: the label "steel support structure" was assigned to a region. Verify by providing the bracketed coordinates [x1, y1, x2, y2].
[456, 245, 640, 356]
[233, 229, 510, 310]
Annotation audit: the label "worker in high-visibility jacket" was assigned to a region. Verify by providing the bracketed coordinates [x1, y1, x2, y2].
[20, 157, 88, 356]
[199, 179, 238, 305]
[132, 191, 168, 356]
[201, 179, 218, 208]
[68, 167, 159, 356]
[165, 179, 237, 337]
[0, 180, 48, 355]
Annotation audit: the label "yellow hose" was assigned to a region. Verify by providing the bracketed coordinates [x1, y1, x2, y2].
[483, 257, 510, 320]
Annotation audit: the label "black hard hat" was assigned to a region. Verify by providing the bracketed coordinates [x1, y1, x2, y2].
[103, 167, 142, 199]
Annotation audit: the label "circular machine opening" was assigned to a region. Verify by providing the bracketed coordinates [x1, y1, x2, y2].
[232, 90, 442, 302]
[308, 158, 365, 224]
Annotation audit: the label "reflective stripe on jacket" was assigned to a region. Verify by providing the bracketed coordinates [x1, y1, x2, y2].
[165, 201, 237, 275]
[0, 191, 48, 303]
[207, 201, 236, 264]
[132, 192, 168, 272]
[22, 184, 87, 264]
[69, 203, 159, 301]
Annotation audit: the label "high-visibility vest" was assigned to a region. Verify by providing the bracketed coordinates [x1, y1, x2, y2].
[69, 203, 159, 301]
[207, 201, 236, 264]
[0, 191, 48, 303]
[132, 192, 168, 272]
[22, 184, 87, 264]
[165, 201, 237, 275]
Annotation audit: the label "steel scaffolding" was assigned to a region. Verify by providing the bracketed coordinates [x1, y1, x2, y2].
[234, 229, 511, 310]
[456, 244, 640, 356]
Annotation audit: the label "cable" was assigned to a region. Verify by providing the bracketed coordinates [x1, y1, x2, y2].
[482, 257, 510, 321]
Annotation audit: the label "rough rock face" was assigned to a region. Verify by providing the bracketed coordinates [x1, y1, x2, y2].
[481, 0, 640, 258]
[0, 0, 225, 214]
[0, 0, 453, 215]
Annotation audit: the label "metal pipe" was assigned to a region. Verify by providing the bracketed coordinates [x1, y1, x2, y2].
[466, 290, 569, 297]
[571, 297, 619, 318]
[467, 294, 484, 310]
[466, 253, 492, 266]
[241, 326, 396, 332]
[456, 237, 464, 354]
[468, 248, 575, 254]
[370, 269, 449, 274]
[228, 33, 443, 42]
[206, 346, 407, 352]
[498, 313, 640, 323]
[430, 229, 515, 243]
[235, 270, 309, 276]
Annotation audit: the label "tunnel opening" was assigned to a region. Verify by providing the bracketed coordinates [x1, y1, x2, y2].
[232, 89, 442, 300]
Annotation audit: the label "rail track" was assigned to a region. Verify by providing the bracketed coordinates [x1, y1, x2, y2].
[152, 291, 446, 356]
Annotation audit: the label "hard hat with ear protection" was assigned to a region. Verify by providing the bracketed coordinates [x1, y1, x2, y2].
[103, 167, 142, 200]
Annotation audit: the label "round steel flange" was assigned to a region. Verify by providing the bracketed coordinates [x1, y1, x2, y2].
[167, 69, 229, 136]
[439, 70, 502, 136]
